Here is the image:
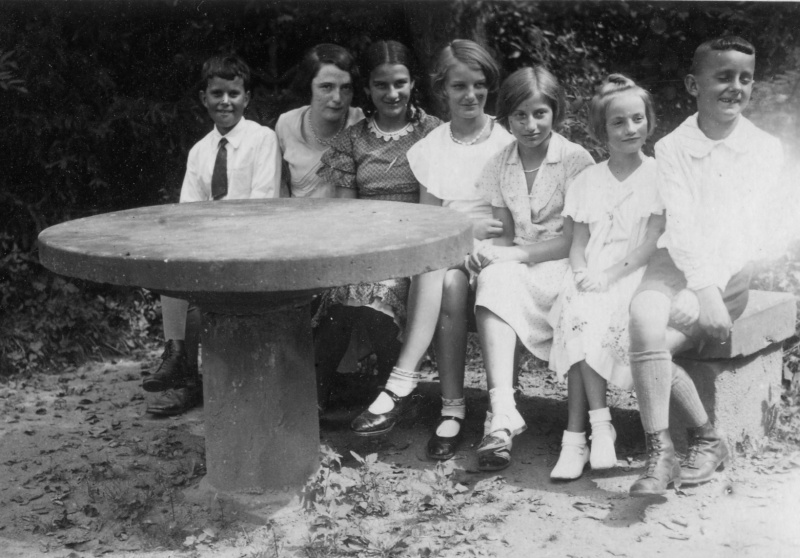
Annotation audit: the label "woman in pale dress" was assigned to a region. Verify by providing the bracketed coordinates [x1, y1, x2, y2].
[350, 40, 514, 463]
[470, 67, 594, 471]
[313, 40, 440, 411]
[275, 44, 364, 198]
[548, 74, 664, 480]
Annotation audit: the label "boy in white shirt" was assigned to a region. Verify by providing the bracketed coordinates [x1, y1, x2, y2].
[627, 36, 784, 496]
[145, 54, 282, 415]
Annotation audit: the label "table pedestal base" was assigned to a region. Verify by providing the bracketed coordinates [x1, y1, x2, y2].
[193, 297, 319, 513]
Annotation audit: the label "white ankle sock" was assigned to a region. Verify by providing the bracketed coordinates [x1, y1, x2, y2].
[368, 367, 420, 414]
[589, 407, 617, 469]
[436, 397, 466, 437]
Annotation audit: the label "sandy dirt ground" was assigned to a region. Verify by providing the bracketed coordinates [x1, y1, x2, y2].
[1, 347, 799, 557]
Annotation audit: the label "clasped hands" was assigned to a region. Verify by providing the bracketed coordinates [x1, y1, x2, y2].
[572, 268, 610, 292]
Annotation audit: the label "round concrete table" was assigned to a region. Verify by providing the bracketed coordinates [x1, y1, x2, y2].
[38, 198, 472, 506]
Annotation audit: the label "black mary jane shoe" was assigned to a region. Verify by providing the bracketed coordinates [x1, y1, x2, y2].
[426, 416, 464, 461]
[350, 388, 417, 437]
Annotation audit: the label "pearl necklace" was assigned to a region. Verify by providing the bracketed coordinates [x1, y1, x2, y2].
[522, 165, 542, 174]
[449, 117, 491, 146]
[307, 110, 346, 147]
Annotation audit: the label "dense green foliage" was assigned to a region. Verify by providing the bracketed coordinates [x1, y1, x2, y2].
[1, 0, 799, 375]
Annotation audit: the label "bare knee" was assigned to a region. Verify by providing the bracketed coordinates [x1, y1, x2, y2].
[629, 291, 671, 352]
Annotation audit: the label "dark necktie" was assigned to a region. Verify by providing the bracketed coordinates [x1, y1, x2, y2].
[211, 138, 228, 200]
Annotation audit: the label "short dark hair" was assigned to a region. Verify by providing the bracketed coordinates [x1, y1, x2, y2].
[361, 40, 422, 122]
[201, 54, 252, 91]
[495, 66, 566, 130]
[292, 43, 359, 102]
[587, 74, 656, 143]
[430, 39, 500, 115]
[690, 35, 756, 74]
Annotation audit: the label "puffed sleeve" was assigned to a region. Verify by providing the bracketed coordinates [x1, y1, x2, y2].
[562, 166, 590, 222]
[318, 125, 358, 189]
[477, 149, 507, 208]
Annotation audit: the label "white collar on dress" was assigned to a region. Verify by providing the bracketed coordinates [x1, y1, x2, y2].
[505, 131, 565, 166]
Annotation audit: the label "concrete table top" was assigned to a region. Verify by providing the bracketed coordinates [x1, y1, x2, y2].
[37, 198, 473, 516]
[38, 198, 473, 295]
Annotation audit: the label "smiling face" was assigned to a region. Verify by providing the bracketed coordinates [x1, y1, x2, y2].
[508, 92, 554, 152]
[201, 76, 250, 135]
[686, 49, 755, 138]
[310, 63, 354, 123]
[604, 92, 649, 156]
[366, 63, 414, 125]
[444, 61, 488, 121]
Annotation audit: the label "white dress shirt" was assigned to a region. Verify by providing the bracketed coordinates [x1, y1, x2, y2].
[656, 114, 784, 291]
[180, 117, 282, 202]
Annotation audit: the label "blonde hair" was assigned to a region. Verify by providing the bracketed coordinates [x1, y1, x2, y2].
[588, 74, 656, 143]
[430, 39, 500, 115]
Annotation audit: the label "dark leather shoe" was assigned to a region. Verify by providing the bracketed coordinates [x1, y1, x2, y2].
[350, 389, 417, 437]
[680, 421, 730, 485]
[143, 340, 194, 392]
[477, 428, 513, 471]
[146, 378, 202, 416]
[426, 416, 464, 460]
[630, 429, 681, 497]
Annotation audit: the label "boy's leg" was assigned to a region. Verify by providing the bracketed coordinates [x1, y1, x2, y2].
[357, 306, 402, 391]
[144, 295, 192, 392]
[628, 289, 681, 496]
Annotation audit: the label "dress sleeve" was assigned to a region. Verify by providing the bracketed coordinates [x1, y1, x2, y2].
[318, 126, 358, 190]
[477, 150, 507, 207]
[562, 167, 589, 222]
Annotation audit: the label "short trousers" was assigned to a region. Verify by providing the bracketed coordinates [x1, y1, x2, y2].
[634, 248, 751, 339]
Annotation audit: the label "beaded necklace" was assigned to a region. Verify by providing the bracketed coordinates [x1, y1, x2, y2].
[307, 109, 346, 147]
[448, 116, 491, 146]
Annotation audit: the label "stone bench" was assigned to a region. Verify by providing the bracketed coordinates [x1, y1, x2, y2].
[671, 290, 797, 452]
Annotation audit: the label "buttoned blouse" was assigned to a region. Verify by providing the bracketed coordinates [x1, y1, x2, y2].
[656, 114, 784, 291]
[478, 133, 594, 246]
[180, 118, 282, 202]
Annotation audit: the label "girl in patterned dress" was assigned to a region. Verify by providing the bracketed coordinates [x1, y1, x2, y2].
[548, 75, 665, 480]
[471, 67, 594, 471]
[350, 40, 513, 461]
[314, 41, 440, 411]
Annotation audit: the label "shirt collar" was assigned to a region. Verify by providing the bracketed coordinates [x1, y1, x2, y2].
[506, 131, 565, 166]
[678, 113, 753, 158]
[211, 117, 247, 148]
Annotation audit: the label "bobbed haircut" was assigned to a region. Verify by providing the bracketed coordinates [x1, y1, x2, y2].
[361, 40, 422, 122]
[201, 54, 252, 91]
[430, 39, 501, 115]
[495, 66, 566, 130]
[291, 43, 359, 102]
[587, 74, 657, 143]
[690, 35, 756, 74]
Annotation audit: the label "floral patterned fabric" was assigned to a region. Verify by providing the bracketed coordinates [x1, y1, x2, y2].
[548, 157, 664, 389]
[475, 135, 594, 360]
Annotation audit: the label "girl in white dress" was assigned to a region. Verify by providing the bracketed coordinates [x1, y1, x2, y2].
[350, 40, 513, 462]
[471, 67, 594, 471]
[548, 74, 665, 480]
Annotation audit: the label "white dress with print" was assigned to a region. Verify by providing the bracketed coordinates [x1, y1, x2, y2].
[475, 134, 595, 360]
[549, 157, 663, 389]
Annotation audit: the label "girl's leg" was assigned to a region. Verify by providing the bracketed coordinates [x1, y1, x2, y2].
[551, 364, 590, 479]
[628, 290, 681, 496]
[579, 362, 617, 470]
[426, 270, 469, 459]
[358, 307, 402, 389]
[351, 269, 446, 435]
[475, 305, 527, 471]
[314, 305, 357, 409]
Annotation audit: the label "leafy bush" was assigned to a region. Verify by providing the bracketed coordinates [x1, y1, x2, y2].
[0, 234, 161, 377]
